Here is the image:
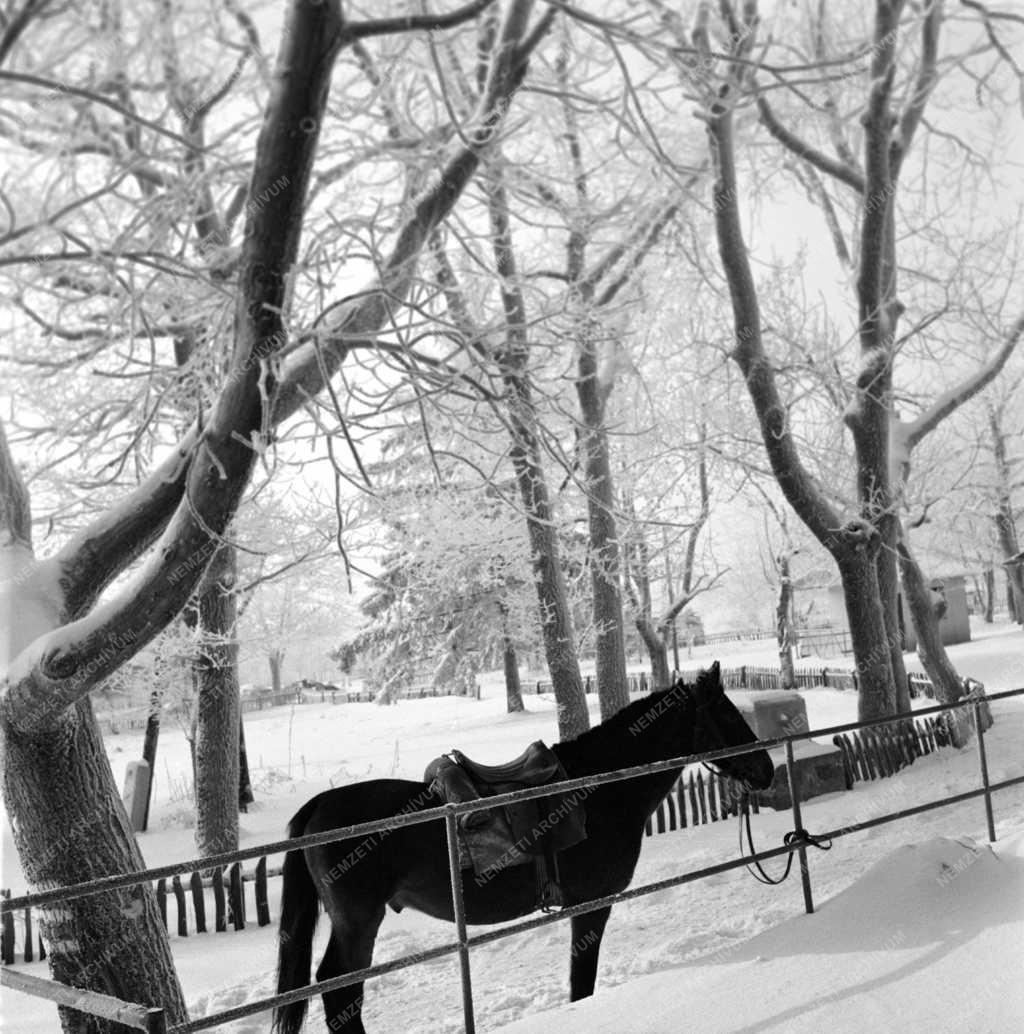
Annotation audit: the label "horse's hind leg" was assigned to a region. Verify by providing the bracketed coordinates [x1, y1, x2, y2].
[569, 905, 612, 1001]
[316, 902, 385, 1033]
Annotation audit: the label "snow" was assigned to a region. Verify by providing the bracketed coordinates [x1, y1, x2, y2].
[2, 621, 1023, 1033]
[493, 831, 1024, 1034]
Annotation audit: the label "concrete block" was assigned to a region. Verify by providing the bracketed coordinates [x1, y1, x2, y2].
[757, 741, 846, 811]
[738, 691, 809, 740]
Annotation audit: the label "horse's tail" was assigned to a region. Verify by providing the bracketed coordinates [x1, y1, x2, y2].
[273, 797, 323, 1034]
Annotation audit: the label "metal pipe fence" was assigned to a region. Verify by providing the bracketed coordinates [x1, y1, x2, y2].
[4, 687, 1023, 1033]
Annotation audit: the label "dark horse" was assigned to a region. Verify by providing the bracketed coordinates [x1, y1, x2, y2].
[273, 663, 774, 1033]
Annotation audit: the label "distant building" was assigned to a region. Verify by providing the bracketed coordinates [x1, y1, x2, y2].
[826, 574, 971, 651]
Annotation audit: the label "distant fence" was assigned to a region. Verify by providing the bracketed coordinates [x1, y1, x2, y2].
[536, 664, 936, 699]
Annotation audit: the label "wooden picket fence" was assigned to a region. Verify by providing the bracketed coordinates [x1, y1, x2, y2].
[1, 858, 279, 966]
[831, 713, 953, 786]
[642, 710, 955, 838]
[643, 769, 757, 836]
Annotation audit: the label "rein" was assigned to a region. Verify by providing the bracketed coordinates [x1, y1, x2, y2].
[738, 792, 833, 885]
[689, 683, 831, 886]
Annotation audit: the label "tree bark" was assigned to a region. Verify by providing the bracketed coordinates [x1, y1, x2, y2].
[837, 546, 898, 722]
[896, 539, 975, 745]
[502, 635, 525, 713]
[776, 553, 797, 689]
[483, 160, 590, 740]
[576, 353, 629, 717]
[1, 428, 188, 1028]
[140, 690, 161, 832]
[990, 408, 1024, 624]
[192, 544, 241, 856]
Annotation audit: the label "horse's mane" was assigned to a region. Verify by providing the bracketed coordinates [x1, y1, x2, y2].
[552, 679, 695, 773]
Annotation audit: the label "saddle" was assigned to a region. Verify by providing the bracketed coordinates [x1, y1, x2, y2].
[425, 740, 587, 909]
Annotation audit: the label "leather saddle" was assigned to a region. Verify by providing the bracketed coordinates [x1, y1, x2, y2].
[425, 740, 587, 908]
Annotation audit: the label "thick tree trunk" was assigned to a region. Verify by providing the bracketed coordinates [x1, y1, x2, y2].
[511, 442, 589, 739]
[635, 615, 672, 690]
[897, 540, 975, 745]
[192, 544, 240, 856]
[580, 426, 629, 717]
[485, 159, 589, 741]
[838, 550, 897, 721]
[1, 533, 187, 1030]
[3, 700, 189, 1030]
[877, 523, 911, 713]
[990, 408, 1024, 624]
[575, 317, 629, 718]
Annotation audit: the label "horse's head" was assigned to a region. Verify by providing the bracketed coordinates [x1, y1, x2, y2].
[690, 662, 775, 791]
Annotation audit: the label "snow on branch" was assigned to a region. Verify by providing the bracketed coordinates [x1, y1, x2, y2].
[901, 312, 1024, 454]
[2, 0, 346, 732]
[271, 0, 551, 425]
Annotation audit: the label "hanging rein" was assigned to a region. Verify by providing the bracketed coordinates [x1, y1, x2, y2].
[690, 688, 832, 885]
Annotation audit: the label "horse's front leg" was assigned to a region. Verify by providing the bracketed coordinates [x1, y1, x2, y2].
[568, 905, 612, 1001]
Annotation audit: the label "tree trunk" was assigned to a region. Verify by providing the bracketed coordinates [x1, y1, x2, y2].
[983, 568, 995, 623]
[191, 544, 241, 857]
[1008, 567, 1023, 623]
[502, 634, 525, 713]
[635, 615, 672, 690]
[838, 550, 897, 721]
[484, 159, 589, 741]
[140, 689, 161, 832]
[989, 408, 1024, 624]
[1, 536, 187, 1031]
[575, 319, 629, 718]
[0, 6, 541, 1027]
[877, 523, 912, 713]
[238, 719, 254, 813]
[3, 700, 189, 1030]
[897, 539, 974, 745]
[776, 554, 797, 689]
[268, 648, 284, 695]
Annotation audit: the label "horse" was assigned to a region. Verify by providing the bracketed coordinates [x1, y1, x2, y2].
[272, 662, 775, 1034]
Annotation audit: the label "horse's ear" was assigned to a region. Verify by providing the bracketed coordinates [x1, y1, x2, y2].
[706, 661, 723, 692]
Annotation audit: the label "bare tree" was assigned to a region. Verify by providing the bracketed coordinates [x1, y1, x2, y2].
[1, 1, 547, 1026]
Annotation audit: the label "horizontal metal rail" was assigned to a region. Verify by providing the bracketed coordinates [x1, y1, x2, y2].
[6, 687, 1020, 915]
[0, 968, 165, 1032]
[5, 686, 1022, 1034]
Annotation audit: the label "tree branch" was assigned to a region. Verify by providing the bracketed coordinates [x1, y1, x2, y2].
[902, 312, 1024, 451]
[2, 0, 346, 732]
[756, 95, 866, 194]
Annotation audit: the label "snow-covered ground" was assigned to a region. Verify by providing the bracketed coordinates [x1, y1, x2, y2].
[2, 621, 1023, 1033]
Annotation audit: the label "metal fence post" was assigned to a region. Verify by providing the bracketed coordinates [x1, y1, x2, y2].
[973, 701, 997, 843]
[145, 1008, 167, 1034]
[444, 807, 476, 1034]
[785, 740, 815, 914]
